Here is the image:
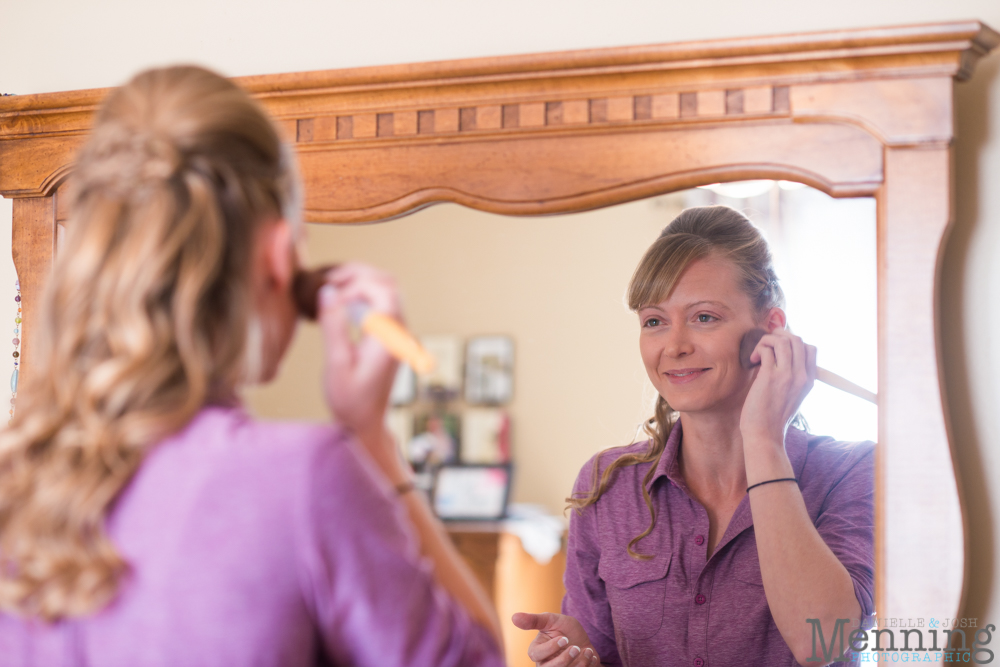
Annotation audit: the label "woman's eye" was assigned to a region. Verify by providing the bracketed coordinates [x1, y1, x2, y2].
[643, 317, 661, 328]
[696, 313, 716, 323]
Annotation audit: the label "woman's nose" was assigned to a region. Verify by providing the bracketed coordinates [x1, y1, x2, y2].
[664, 326, 694, 358]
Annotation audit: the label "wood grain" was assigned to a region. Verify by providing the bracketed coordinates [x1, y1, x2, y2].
[10, 197, 55, 392]
[878, 146, 963, 621]
[295, 121, 883, 220]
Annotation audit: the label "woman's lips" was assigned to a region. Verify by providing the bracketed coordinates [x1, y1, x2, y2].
[663, 368, 710, 384]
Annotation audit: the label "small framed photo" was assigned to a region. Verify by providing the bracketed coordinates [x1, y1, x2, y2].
[432, 464, 512, 521]
[418, 335, 464, 402]
[407, 412, 460, 468]
[464, 335, 514, 405]
[461, 408, 510, 464]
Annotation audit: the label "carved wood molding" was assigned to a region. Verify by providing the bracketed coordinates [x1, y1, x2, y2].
[0, 21, 996, 203]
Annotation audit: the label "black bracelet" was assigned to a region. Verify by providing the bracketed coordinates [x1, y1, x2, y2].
[746, 477, 799, 493]
[394, 481, 416, 496]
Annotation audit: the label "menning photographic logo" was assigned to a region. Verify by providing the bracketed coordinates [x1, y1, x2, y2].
[807, 618, 995, 663]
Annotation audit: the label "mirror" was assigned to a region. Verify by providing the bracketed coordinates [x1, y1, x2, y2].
[245, 181, 878, 515]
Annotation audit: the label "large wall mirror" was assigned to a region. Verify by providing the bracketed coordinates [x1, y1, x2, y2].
[247, 181, 879, 519]
[1, 20, 997, 628]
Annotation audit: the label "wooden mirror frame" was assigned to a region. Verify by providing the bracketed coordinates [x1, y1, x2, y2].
[1, 20, 998, 622]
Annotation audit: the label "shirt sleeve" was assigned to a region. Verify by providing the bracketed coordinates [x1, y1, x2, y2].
[563, 456, 623, 667]
[813, 441, 876, 629]
[294, 428, 503, 667]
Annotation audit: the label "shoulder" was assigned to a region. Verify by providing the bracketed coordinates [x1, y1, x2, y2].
[164, 405, 351, 460]
[800, 431, 874, 475]
[145, 406, 378, 502]
[794, 429, 875, 501]
[572, 440, 656, 496]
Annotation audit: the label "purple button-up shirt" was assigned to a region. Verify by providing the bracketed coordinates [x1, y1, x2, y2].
[0, 406, 503, 667]
[563, 422, 875, 667]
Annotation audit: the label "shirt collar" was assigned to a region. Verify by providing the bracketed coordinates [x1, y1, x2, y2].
[645, 419, 811, 497]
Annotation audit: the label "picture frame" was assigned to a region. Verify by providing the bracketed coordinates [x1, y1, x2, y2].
[407, 411, 461, 468]
[464, 335, 514, 405]
[432, 464, 512, 521]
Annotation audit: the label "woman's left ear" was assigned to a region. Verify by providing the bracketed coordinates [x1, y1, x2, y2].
[764, 307, 787, 333]
[262, 218, 295, 290]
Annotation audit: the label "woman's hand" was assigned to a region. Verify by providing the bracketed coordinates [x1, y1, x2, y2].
[740, 328, 817, 445]
[318, 262, 406, 477]
[512, 612, 600, 666]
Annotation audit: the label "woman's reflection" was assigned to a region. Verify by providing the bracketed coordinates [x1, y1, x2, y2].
[513, 206, 874, 667]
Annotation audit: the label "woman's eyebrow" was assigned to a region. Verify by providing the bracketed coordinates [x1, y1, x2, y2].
[685, 300, 732, 311]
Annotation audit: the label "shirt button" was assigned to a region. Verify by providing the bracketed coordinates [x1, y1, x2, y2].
[694, 658, 705, 667]
[694, 534, 705, 545]
[695, 594, 706, 605]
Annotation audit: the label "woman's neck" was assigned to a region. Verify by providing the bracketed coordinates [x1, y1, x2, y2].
[677, 410, 748, 500]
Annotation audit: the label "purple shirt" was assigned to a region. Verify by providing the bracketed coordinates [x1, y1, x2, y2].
[563, 423, 874, 667]
[0, 406, 502, 667]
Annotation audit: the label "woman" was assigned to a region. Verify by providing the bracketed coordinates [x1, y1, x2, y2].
[514, 206, 874, 667]
[0, 66, 503, 666]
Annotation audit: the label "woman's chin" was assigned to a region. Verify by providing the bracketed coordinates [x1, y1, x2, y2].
[662, 391, 737, 417]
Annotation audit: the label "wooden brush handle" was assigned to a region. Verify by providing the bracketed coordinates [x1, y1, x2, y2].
[816, 367, 877, 404]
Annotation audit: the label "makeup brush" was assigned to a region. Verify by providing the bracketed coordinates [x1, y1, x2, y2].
[739, 328, 876, 404]
[292, 265, 436, 375]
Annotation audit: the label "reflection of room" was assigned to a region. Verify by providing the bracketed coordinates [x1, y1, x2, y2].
[243, 182, 878, 663]
[245, 181, 878, 513]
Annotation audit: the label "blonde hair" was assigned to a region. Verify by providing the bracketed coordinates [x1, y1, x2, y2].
[0, 66, 299, 619]
[567, 205, 783, 559]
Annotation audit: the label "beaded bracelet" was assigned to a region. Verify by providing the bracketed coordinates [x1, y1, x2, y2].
[9, 280, 19, 426]
[746, 477, 798, 493]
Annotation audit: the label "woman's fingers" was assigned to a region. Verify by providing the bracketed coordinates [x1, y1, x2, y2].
[326, 262, 401, 317]
[512, 612, 554, 631]
[527, 633, 569, 663]
[790, 335, 813, 394]
[514, 611, 599, 666]
[536, 643, 589, 667]
[743, 329, 818, 438]
[319, 285, 355, 372]
[318, 263, 401, 437]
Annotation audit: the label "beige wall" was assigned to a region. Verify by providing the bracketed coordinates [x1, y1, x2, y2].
[4, 0, 1000, 621]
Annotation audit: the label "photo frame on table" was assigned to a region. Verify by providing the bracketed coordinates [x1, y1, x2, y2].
[432, 464, 512, 521]
[464, 335, 514, 405]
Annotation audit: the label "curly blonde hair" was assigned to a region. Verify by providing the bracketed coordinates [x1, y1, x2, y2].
[567, 205, 784, 559]
[0, 66, 300, 620]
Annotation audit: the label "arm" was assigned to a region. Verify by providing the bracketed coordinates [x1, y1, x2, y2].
[741, 329, 864, 666]
[744, 447, 862, 666]
[318, 263, 502, 649]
